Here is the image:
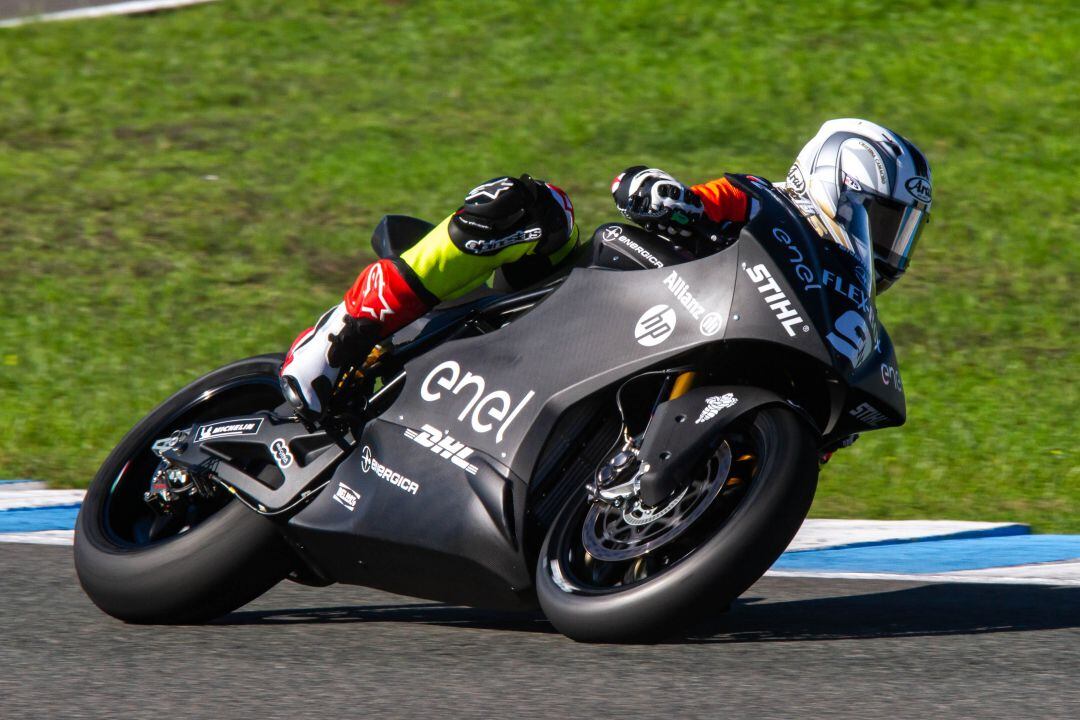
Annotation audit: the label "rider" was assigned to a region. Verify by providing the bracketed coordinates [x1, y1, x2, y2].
[280, 118, 933, 419]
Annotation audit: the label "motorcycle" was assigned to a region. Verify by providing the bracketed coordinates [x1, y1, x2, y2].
[74, 174, 906, 642]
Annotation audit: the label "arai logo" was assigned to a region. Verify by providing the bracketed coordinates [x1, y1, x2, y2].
[786, 165, 806, 194]
[905, 176, 932, 203]
[634, 305, 676, 347]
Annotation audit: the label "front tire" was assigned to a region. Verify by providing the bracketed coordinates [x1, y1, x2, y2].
[535, 406, 818, 642]
[75, 355, 296, 624]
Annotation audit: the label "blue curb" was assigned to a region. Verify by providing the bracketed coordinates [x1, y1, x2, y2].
[0, 504, 81, 532]
[785, 523, 1031, 554]
[774, 535, 1080, 574]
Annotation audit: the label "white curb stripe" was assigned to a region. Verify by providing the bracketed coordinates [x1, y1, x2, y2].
[767, 561, 1080, 586]
[0, 489, 86, 511]
[0, 530, 75, 546]
[0, 0, 218, 28]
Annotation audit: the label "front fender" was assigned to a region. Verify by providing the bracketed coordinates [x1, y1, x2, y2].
[636, 384, 819, 505]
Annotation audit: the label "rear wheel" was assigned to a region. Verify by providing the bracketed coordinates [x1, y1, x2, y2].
[75, 355, 296, 624]
[535, 406, 818, 642]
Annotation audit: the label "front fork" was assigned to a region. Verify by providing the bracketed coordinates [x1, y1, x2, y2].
[586, 370, 698, 507]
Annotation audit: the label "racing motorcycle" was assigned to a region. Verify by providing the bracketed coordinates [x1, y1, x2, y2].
[74, 174, 906, 642]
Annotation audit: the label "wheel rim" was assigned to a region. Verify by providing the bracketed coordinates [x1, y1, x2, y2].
[582, 442, 733, 562]
[546, 423, 763, 595]
[101, 373, 285, 548]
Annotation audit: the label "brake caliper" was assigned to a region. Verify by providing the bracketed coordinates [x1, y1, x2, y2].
[144, 429, 215, 512]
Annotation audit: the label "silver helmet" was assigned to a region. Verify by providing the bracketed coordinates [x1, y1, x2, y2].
[786, 119, 932, 291]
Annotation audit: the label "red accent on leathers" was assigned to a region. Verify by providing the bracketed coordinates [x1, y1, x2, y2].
[343, 258, 430, 334]
[690, 177, 749, 223]
[545, 181, 575, 233]
[280, 325, 314, 372]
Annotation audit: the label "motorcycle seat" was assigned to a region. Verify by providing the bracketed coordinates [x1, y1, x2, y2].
[370, 214, 436, 259]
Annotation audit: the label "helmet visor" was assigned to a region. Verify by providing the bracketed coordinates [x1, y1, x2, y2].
[837, 189, 927, 276]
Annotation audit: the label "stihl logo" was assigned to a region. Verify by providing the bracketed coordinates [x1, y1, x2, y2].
[743, 263, 808, 337]
[404, 424, 479, 475]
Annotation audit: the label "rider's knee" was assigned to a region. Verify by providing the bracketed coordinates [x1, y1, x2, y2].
[449, 175, 575, 258]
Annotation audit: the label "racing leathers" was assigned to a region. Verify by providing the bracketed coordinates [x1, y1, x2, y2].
[280, 175, 576, 417]
[611, 166, 749, 239]
[280, 168, 750, 419]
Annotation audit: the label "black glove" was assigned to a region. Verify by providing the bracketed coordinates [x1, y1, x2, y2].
[611, 166, 705, 237]
[451, 174, 571, 256]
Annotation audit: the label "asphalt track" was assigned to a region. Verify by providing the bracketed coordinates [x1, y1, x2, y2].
[2, 544, 1077, 719]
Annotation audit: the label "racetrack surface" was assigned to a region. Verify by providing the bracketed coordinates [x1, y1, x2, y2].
[2, 544, 1077, 719]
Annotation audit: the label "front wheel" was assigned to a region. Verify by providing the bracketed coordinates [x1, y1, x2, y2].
[75, 355, 296, 624]
[535, 406, 818, 642]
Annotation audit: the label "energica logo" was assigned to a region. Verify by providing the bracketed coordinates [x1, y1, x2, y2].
[635, 305, 676, 347]
[602, 225, 623, 242]
[360, 446, 420, 495]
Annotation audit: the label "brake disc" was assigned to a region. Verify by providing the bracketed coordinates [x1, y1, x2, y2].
[582, 442, 732, 562]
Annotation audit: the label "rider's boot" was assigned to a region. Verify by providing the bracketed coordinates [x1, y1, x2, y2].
[279, 302, 380, 419]
[279, 258, 431, 419]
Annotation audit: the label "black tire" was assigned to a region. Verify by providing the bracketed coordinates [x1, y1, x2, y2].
[75, 354, 296, 624]
[535, 406, 818, 643]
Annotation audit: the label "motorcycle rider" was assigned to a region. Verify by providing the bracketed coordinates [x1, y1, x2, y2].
[281, 118, 932, 419]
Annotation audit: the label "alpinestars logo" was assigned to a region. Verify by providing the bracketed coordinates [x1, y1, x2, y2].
[463, 227, 542, 254]
[404, 425, 479, 475]
[696, 393, 738, 423]
[466, 178, 515, 202]
[358, 263, 394, 323]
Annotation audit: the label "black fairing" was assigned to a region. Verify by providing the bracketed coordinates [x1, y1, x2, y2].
[282, 174, 907, 606]
[723, 174, 905, 434]
[589, 222, 693, 270]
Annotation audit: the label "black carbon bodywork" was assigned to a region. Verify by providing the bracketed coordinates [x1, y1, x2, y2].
[170, 175, 909, 608]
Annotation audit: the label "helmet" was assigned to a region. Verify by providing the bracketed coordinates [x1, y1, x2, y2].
[786, 119, 932, 291]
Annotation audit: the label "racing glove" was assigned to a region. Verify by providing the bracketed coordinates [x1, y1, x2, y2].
[611, 166, 705, 238]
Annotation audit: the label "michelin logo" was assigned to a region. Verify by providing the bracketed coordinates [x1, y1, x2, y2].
[195, 418, 263, 442]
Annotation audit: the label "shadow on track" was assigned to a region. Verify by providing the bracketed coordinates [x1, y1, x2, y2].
[215, 602, 553, 634]
[216, 582, 1079, 643]
[684, 583, 1080, 644]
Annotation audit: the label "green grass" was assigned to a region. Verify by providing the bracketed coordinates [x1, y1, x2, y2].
[0, 0, 1076, 531]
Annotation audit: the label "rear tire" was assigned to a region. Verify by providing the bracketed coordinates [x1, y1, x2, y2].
[74, 355, 296, 624]
[535, 406, 818, 642]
